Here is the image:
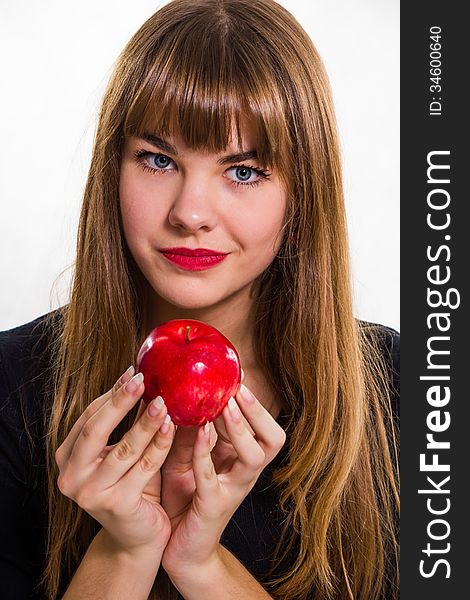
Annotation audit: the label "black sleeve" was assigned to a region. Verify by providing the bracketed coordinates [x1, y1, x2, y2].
[359, 320, 400, 429]
[0, 320, 51, 600]
[379, 325, 400, 429]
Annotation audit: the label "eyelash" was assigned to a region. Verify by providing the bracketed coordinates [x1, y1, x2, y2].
[132, 149, 271, 188]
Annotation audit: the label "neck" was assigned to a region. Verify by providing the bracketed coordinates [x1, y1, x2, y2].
[141, 281, 283, 419]
[143, 284, 260, 370]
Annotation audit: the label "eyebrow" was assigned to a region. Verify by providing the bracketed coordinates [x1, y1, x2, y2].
[141, 131, 258, 165]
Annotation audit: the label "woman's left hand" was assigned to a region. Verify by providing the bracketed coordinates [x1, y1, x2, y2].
[159, 381, 286, 576]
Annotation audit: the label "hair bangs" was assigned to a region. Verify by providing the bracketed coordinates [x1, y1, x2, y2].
[123, 18, 289, 171]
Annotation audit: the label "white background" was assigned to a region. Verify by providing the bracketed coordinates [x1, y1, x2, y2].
[0, 0, 399, 332]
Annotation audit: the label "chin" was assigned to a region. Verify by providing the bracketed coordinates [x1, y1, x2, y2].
[152, 284, 228, 312]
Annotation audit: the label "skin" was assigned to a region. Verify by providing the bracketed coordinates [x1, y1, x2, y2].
[118, 123, 288, 571]
[57, 122, 288, 594]
[119, 123, 288, 375]
[58, 365, 286, 598]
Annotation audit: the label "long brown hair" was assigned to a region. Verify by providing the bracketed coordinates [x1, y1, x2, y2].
[39, 1, 399, 598]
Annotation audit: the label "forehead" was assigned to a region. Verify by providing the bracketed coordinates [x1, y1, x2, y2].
[123, 89, 280, 169]
[151, 118, 258, 153]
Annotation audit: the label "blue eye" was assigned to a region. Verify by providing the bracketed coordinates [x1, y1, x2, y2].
[152, 154, 172, 169]
[133, 148, 271, 187]
[133, 150, 175, 173]
[235, 167, 253, 181]
[226, 165, 269, 187]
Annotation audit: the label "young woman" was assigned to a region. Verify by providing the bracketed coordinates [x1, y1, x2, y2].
[0, 1, 399, 599]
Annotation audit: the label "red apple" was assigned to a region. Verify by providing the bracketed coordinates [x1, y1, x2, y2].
[135, 319, 241, 427]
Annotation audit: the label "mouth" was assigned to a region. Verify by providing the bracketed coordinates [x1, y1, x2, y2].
[159, 248, 229, 271]
[159, 247, 227, 257]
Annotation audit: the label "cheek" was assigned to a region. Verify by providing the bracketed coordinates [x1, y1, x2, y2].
[119, 168, 164, 246]
[119, 183, 141, 250]
[236, 194, 287, 256]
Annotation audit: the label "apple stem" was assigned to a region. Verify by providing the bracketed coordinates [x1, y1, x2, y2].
[185, 325, 191, 343]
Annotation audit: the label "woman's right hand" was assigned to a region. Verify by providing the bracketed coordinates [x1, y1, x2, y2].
[55, 366, 175, 557]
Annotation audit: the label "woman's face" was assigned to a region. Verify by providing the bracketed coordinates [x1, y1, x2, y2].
[119, 123, 287, 313]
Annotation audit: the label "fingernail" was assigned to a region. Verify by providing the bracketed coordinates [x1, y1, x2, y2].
[125, 372, 144, 393]
[204, 422, 210, 435]
[148, 396, 164, 417]
[120, 365, 135, 385]
[240, 368, 245, 382]
[239, 384, 255, 403]
[160, 414, 171, 434]
[228, 396, 241, 422]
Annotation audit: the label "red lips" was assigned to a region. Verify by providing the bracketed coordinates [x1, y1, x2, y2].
[159, 247, 228, 271]
[159, 247, 227, 256]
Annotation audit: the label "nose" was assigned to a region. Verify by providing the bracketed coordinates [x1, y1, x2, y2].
[168, 176, 218, 233]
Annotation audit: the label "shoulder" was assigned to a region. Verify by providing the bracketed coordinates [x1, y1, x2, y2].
[358, 320, 400, 370]
[0, 310, 63, 475]
[0, 310, 62, 395]
[0, 310, 61, 355]
[357, 319, 400, 424]
[0, 315, 60, 588]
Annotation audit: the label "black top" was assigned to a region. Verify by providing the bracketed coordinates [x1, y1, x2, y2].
[0, 312, 399, 599]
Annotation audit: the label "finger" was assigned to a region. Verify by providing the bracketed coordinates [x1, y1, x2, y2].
[56, 366, 135, 467]
[96, 444, 116, 462]
[69, 371, 145, 470]
[222, 391, 286, 487]
[93, 397, 170, 489]
[122, 413, 175, 497]
[213, 408, 255, 441]
[235, 385, 286, 458]
[220, 397, 267, 487]
[209, 417, 237, 473]
[209, 405, 254, 472]
[192, 423, 220, 501]
[162, 424, 200, 474]
[132, 399, 147, 426]
[208, 421, 218, 451]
